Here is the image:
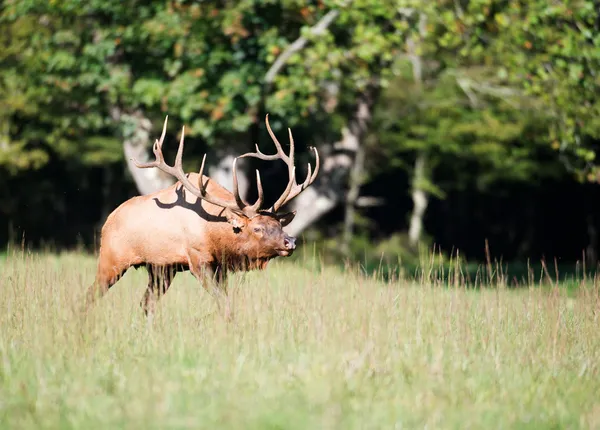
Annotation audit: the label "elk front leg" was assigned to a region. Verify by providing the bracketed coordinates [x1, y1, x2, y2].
[198, 265, 232, 322]
[140, 265, 176, 318]
[186, 250, 232, 321]
[207, 264, 232, 322]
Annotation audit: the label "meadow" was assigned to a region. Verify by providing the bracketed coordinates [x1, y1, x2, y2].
[1, 248, 599, 429]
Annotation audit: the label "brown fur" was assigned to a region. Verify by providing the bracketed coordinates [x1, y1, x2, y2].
[83, 172, 297, 319]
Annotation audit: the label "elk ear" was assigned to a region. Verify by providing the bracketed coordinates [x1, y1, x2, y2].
[276, 211, 296, 227]
[224, 209, 248, 230]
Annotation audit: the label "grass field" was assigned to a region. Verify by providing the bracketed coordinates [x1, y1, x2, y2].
[1, 249, 600, 429]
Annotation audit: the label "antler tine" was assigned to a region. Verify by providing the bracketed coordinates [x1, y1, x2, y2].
[132, 115, 169, 168]
[295, 146, 320, 190]
[303, 163, 313, 188]
[269, 166, 296, 212]
[174, 125, 186, 171]
[156, 114, 168, 149]
[246, 170, 264, 212]
[197, 153, 209, 195]
[264, 114, 290, 163]
[270, 145, 320, 212]
[287, 126, 295, 170]
[231, 159, 266, 214]
[309, 146, 320, 182]
[243, 143, 278, 161]
[232, 158, 249, 209]
[237, 114, 291, 162]
[269, 127, 297, 211]
[254, 170, 264, 208]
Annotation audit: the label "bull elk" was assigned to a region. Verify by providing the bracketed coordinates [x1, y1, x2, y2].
[83, 114, 319, 320]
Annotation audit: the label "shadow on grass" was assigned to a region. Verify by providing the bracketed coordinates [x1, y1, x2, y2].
[359, 259, 599, 290]
[289, 243, 599, 292]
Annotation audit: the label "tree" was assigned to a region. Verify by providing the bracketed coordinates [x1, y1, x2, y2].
[368, 0, 600, 245]
[496, 0, 600, 182]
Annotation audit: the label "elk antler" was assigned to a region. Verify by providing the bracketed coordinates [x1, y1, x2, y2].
[238, 114, 320, 213]
[131, 116, 259, 215]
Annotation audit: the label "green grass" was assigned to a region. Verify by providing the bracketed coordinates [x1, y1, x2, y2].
[1, 250, 600, 429]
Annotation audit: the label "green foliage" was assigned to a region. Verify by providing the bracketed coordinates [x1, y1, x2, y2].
[461, 0, 600, 181]
[0, 0, 420, 174]
[2, 0, 596, 179]
[513, 1, 600, 181]
[374, 69, 556, 193]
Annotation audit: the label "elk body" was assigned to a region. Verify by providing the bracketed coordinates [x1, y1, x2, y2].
[83, 115, 319, 320]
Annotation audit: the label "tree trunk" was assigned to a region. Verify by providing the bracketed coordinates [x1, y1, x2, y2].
[406, 13, 429, 248]
[112, 109, 176, 195]
[285, 92, 375, 237]
[341, 144, 365, 259]
[408, 153, 429, 247]
[208, 147, 250, 197]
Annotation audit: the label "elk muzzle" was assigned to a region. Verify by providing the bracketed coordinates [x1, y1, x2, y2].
[284, 235, 296, 250]
[278, 234, 296, 256]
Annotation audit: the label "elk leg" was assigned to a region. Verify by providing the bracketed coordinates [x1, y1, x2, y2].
[200, 268, 232, 321]
[140, 265, 176, 317]
[186, 251, 232, 321]
[207, 264, 233, 322]
[82, 254, 129, 313]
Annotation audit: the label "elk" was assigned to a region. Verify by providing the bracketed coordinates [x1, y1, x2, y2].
[83, 114, 319, 320]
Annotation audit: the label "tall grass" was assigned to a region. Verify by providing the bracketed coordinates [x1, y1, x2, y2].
[1, 249, 599, 429]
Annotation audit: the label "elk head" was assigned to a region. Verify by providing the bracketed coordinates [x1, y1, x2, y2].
[132, 114, 319, 259]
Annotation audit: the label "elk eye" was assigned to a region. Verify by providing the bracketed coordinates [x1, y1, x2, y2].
[253, 227, 263, 233]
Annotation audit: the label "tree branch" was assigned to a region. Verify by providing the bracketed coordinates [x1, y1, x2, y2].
[454, 76, 521, 108]
[264, 9, 340, 84]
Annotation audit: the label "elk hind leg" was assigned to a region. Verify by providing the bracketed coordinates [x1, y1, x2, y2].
[83, 253, 129, 313]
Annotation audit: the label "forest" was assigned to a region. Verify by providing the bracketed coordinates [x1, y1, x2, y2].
[2, 0, 600, 271]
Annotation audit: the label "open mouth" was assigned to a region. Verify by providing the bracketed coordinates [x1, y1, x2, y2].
[276, 249, 293, 257]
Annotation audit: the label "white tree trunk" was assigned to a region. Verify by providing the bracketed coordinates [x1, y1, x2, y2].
[408, 153, 429, 247]
[406, 12, 429, 248]
[208, 149, 249, 197]
[113, 109, 176, 195]
[123, 141, 175, 195]
[284, 188, 338, 237]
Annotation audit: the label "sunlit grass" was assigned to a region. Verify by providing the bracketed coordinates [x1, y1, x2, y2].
[1, 249, 599, 429]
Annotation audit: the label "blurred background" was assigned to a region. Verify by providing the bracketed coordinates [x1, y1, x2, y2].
[1, 0, 599, 276]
